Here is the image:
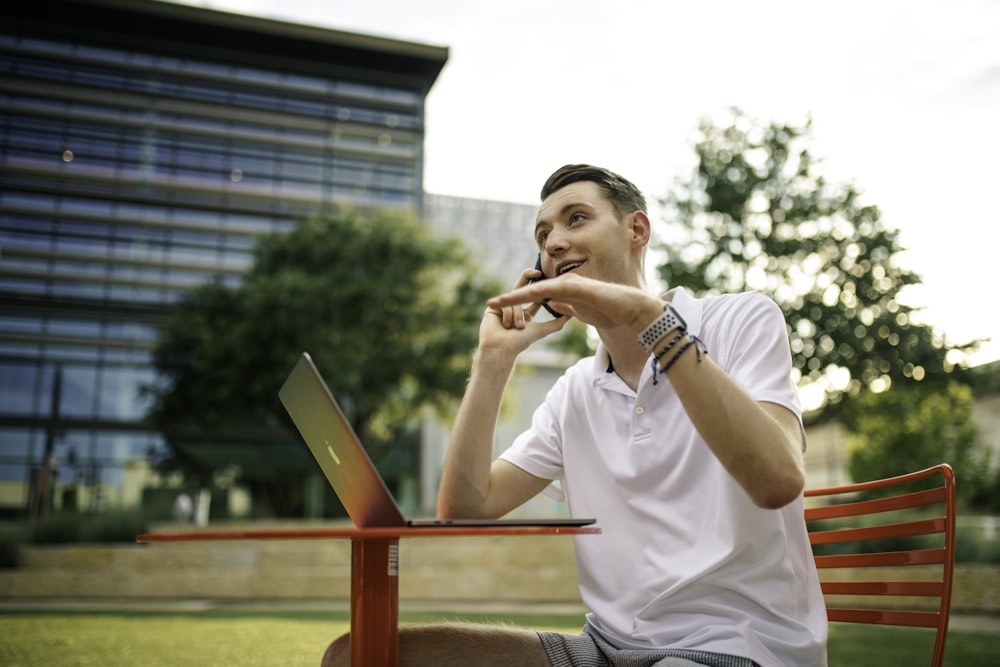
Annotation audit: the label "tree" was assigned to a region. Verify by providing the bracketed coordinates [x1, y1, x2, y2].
[658, 108, 975, 418]
[144, 210, 501, 516]
[844, 382, 984, 504]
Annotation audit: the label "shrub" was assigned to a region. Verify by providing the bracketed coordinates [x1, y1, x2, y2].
[29, 509, 151, 545]
[80, 509, 150, 543]
[0, 523, 27, 568]
[955, 520, 1000, 564]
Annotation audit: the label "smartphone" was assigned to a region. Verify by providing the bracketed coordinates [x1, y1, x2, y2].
[529, 253, 565, 318]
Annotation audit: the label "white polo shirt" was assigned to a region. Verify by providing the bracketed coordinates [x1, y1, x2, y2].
[499, 287, 828, 667]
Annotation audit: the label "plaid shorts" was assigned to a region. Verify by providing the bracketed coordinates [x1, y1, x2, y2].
[537, 624, 761, 667]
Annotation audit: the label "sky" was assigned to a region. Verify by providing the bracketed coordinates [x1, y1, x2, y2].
[174, 0, 999, 366]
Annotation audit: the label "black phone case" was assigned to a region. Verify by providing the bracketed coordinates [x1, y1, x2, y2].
[530, 254, 564, 318]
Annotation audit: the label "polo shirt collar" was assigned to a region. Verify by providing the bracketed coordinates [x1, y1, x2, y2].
[665, 286, 703, 338]
[592, 286, 704, 383]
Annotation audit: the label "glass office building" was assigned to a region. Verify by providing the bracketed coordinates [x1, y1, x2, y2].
[0, 0, 447, 516]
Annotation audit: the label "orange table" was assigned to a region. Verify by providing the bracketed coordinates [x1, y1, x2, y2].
[137, 525, 599, 666]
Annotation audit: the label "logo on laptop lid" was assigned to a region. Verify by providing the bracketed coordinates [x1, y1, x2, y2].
[325, 440, 342, 465]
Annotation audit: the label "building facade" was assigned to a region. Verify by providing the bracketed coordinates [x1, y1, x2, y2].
[0, 0, 447, 516]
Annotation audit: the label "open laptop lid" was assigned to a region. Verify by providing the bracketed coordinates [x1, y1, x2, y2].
[278, 352, 406, 528]
[278, 352, 596, 530]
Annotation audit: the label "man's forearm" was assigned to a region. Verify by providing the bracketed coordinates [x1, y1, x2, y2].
[436, 347, 518, 518]
[659, 345, 805, 509]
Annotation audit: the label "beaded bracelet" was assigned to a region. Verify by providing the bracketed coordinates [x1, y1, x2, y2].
[649, 330, 686, 383]
[652, 334, 708, 385]
[662, 334, 708, 373]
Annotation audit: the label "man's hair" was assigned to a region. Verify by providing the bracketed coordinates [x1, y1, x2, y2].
[540, 164, 647, 220]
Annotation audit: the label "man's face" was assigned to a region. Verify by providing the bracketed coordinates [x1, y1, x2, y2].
[534, 181, 637, 286]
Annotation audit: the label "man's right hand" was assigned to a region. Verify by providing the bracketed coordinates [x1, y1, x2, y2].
[478, 267, 570, 356]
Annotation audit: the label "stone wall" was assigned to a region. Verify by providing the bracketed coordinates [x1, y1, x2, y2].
[0, 533, 581, 605]
[1, 534, 997, 613]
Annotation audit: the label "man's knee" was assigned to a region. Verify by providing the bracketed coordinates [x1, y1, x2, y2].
[320, 632, 350, 667]
[321, 624, 550, 667]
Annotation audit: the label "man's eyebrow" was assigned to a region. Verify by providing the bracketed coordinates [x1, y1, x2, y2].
[535, 201, 593, 230]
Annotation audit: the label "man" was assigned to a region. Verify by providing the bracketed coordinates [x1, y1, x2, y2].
[322, 164, 828, 666]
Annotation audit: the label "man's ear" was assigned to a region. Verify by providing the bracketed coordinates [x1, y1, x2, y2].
[629, 211, 652, 248]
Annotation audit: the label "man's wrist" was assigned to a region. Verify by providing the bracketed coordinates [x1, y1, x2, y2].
[637, 304, 687, 353]
[473, 346, 519, 371]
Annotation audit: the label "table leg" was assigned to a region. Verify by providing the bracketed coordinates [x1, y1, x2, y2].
[350, 537, 400, 667]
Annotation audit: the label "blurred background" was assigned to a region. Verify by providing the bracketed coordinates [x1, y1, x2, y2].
[0, 0, 997, 566]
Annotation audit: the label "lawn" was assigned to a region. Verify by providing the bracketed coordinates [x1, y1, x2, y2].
[0, 609, 996, 666]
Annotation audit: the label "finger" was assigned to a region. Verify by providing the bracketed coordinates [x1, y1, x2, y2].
[513, 295, 545, 328]
[511, 303, 525, 329]
[538, 312, 571, 336]
[546, 300, 575, 319]
[502, 303, 530, 329]
[516, 267, 542, 288]
[501, 304, 515, 329]
[488, 285, 538, 310]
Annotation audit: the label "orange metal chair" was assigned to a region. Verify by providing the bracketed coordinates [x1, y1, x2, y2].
[804, 463, 956, 667]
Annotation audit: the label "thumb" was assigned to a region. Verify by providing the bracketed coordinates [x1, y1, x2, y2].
[537, 313, 572, 337]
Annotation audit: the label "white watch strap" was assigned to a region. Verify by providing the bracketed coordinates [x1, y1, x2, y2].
[638, 305, 687, 353]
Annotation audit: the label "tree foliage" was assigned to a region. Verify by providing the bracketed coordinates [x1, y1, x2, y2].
[658, 108, 974, 418]
[843, 382, 987, 504]
[144, 210, 501, 516]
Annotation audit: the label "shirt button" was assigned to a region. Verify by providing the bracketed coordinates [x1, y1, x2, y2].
[635, 406, 645, 415]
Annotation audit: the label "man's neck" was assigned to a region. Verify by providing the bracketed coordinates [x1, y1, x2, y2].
[598, 323, 654, 392]
[597, 276, 663, 391]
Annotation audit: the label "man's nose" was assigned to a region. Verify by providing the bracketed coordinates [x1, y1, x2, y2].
[543, 228, 567, 255]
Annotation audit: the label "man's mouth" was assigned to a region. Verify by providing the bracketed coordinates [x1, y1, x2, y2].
[557, 261, 584, 275]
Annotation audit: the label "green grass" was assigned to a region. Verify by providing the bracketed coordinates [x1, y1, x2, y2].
[0, 610, 996, 666]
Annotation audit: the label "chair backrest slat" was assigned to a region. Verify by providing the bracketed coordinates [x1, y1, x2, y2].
[826, 608, 942, 628]
[809, 517, 947, 545]
[820, 580, 943, 596]
[813, 547, 946, 569]
[805, 486, 947, 520]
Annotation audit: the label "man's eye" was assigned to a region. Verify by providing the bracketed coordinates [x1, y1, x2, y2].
[537, 231, 549, 245]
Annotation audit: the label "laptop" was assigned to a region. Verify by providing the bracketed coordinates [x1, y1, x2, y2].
[278, 352, 595, 529]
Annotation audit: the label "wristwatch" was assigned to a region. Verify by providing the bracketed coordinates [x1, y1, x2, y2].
[638, 304, 687, 353]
